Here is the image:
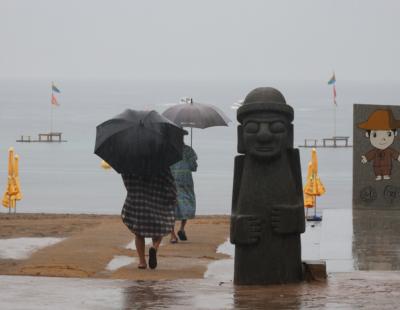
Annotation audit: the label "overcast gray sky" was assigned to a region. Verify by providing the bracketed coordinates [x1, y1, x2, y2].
[1, 0, 399, 81]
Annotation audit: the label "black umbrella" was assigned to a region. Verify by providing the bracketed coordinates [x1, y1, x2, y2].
[94, 109, 185, 175]
[162, 98, 231, 146]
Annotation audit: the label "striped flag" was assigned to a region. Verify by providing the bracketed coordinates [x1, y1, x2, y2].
[51, 94, 59, 106]
[328, 73, 337, 105]
[327, 73, 336, 85]
[52, 83, 61, 93]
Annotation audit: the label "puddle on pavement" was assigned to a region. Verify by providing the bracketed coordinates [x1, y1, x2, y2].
[304, 209, 354, 272]
[0, 237, 65, 259]
[106, 255, 136, 271]
[205, 238, 233, 282]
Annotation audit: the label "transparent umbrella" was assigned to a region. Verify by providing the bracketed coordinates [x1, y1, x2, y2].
[162, 98, 231, 147]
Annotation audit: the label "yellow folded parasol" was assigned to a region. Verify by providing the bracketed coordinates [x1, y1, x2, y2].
[304, 162, 315, 208]
[14, 155, 22, 201]
[2, 148, 22, 212]
[303, 148, 325, 219]
[304, 148, 325, 196]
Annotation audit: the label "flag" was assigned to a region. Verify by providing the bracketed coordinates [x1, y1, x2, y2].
[333, 84, 337, 105]
[51, 94, 59, 106]
[328, 72, 337, 105]
[327, 73, 336, 85]
[52, 83, 61, 93]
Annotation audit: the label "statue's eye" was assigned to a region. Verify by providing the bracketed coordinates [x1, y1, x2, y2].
[270, 121, 286, 133]
[388, 131, 392, 137]
[245, 122, 259, 133]
[372, 132, 377, 138]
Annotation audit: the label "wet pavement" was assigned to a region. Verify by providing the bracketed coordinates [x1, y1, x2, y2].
[1, 272, 400, 309]
[2, 208, 400, 309]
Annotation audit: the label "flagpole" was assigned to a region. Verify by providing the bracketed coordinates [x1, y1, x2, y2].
[333, 98, 336, 138]
[50, 82, 54, 134]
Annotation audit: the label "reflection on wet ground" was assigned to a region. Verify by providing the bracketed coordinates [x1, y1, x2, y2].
[306, 209, 353, 272]
[123, 280, 233, 309]
[303, 208, 400, 272]
[3, 209, 400, 309]
[2, 273, 400, 309]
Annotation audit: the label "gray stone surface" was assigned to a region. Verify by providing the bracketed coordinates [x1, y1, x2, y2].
[230, 87, 305, 285]
[353, 104, 400, 209]
[353, 209, 400, 270]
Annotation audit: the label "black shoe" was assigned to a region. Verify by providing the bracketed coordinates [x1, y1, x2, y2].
[149, 247, 157, 269]
[177, 230, 187, 241]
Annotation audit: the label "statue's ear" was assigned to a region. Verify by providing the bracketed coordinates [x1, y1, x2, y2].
[287, 123, 294, 148]
[237, 125, 245, 154]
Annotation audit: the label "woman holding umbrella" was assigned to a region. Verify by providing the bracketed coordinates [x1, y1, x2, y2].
[170, 130, 198, 243]
[162, 98, 229, 242]
[121, 169, 177, 269]
[95, 109, 185, 269]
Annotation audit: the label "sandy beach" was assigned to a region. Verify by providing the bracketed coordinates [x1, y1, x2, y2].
[0, 213, 230, 280]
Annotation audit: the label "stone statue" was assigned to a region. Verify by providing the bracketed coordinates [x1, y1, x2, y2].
[230, 87, 305, 285]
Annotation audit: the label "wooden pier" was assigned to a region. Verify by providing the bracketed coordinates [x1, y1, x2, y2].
[299, 136, 351, 148]
[16, 132, 67, 143]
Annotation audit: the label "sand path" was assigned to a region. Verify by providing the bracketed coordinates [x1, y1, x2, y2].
[0, 214, 230, 280]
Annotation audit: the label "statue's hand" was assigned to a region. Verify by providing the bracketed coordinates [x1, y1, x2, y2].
[230, 215, 262, 245]
[271, 204, 304, 234]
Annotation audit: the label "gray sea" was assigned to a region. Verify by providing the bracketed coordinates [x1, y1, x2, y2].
[1, 78, 399, 215]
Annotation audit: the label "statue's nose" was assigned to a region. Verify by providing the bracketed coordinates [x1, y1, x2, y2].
[257, 123, 273, 141]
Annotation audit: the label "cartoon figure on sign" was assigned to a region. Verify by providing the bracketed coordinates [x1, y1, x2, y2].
[358, 109, 400, 180]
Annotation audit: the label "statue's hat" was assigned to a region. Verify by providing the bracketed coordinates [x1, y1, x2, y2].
[237, 87, 294, 123]
[357, 109, 400, 130]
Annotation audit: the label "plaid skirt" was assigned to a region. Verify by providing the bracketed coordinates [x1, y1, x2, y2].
[121, 170, 177, 238]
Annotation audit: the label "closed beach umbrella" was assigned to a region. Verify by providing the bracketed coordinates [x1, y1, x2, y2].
[162, 98, 231, 146]
[2, 176, 17, 210]
[304, 162, 315, 208]
[2, 148, 21, 212]
[94, 109, 185, 175]
[311, 147, 318, 174]
[303, 148, 325, 220]
[304, 148, 325, 196]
